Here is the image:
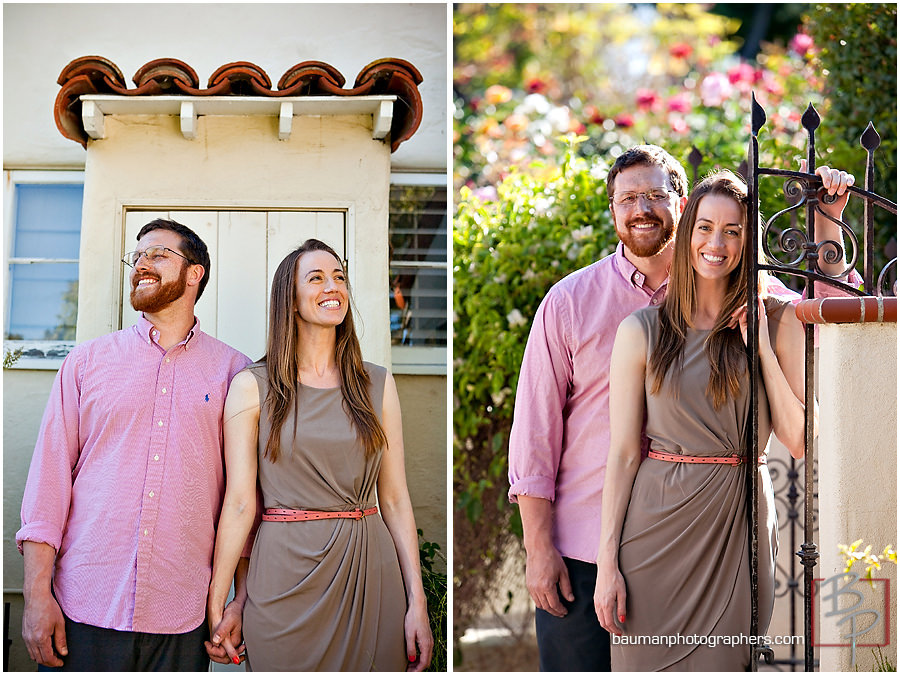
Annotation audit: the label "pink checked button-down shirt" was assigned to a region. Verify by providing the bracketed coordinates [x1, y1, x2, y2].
[17, 316, 251, 634]
[507, 242, 810, 564]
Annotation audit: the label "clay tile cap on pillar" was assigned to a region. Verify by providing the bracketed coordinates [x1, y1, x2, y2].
[132, 58, 202, 95]
[277, 61, 346, 95]
[207, 61, 272, 96]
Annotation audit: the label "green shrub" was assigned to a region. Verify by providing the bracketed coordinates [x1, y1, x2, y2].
[418, 530, 447, 672]
[804, 3, 897, 288]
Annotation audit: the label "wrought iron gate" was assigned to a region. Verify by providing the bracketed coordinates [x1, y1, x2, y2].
[745, 93, 897, 671]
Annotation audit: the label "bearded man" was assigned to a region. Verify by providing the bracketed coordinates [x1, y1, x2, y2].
[17, 219, 251, 671]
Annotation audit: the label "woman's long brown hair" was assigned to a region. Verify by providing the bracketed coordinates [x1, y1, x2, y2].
[262, 239, 388, 462]
[648, 169, 767, 409]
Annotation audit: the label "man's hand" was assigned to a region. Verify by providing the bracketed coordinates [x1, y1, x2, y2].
[525, 544, 574, 617]
[22, 590, 67, 667]
[205, 599, 246, 666]
[801, 160, 855, 217]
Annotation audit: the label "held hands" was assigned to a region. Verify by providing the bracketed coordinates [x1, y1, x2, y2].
[800, 160, 855, 218]
[404, 600, 434, 672]
[525, 545, 574, 617]
[22, 591, 67, 667]
[205, 599, 247, 666]
[593, 562, 627, 637]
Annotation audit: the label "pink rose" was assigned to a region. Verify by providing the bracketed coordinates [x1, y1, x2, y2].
[636, 89, 660, 112]
[790, 33, 815, 57]
[699, 72, 733, 107]
[667, 93, 692, 113]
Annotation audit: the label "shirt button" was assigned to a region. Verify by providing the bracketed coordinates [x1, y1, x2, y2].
[149, 491, 155, 498]
[158, 420, 163, 427]
[144, 529, 149, 536]
[166, 358, 171, 363]
[154, 455, 160, 461]
[162, 387, 167, 394]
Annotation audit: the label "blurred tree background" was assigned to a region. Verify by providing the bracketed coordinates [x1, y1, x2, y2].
[453, 2, 896, 666]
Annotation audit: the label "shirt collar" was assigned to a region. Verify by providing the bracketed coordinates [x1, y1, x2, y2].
[136, 314, 201, 349]
[613, 241, 669, 291]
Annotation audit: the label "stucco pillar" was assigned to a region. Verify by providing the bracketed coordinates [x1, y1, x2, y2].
[800, 299, 897, 671]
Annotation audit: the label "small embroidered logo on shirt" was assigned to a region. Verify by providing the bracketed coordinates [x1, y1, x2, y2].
[205, 394, 210, 402]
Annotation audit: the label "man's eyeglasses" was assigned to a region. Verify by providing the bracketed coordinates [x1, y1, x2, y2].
[122, 246, 196, 267]
[613, 188, 675, 206]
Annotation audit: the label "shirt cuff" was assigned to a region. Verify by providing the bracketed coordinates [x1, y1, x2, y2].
[508, 475, 557, 504]
[16, 522, 62, 555]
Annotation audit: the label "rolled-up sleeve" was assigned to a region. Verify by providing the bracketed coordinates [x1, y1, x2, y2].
[508, 290, 572, 504]
[17, 350, 83, 553]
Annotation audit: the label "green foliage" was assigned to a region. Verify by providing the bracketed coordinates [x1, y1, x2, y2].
[453, 146, 619, 631]
[418, 530, 447, 673]
[804, 3, 897, 286]
[868, 646, 897, 672]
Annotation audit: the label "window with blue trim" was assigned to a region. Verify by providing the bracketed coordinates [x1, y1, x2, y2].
[5, 175, 83, 366]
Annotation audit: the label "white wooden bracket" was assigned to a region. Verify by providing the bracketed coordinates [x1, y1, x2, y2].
[278, 101, 293, 141]
[180, 101, 197, 140]
[81, 100, 105, 139]
[372, 100, 393, 140]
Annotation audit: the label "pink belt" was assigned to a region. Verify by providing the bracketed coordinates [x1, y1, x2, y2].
[648, 450, 767, 466]
[262, 506, 378, 522]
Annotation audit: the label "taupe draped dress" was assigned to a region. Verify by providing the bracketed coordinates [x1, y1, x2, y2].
[612, 301, 785, 671]
[242, 361, 407, 671]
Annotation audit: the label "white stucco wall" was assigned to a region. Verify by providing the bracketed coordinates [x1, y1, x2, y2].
[2, 2, 447, 172]
[817, 322, 897, 671]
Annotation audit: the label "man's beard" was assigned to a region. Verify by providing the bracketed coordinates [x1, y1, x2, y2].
[130, 264, 189, 313]
[617, 215, 675, 258]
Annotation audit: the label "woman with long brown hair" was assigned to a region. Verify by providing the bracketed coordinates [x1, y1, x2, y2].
[206, 239, 432, 671]
[593, 169, 817, 670]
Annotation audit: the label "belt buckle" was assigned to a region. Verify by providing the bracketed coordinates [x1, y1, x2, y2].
[350, 508, 364, 519]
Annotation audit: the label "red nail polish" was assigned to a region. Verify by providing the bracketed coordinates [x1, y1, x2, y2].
[619, 614, 626, 622]
[233, 656, 241, 665]
[409, 654, 416, 662]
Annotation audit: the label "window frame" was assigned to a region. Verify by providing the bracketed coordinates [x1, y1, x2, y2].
[388, 171, 448, 376]
[4, 170, 85, 370]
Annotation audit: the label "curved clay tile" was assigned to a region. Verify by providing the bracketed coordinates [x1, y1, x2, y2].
[207, 61, 272, 96]
[132, 58, 201, 95]
[53, 55, 424, 151]
[278, 61, 346, 92]
[354, 59, 424, 152]
[354, 58, 423, 88]
[57, 55, 127, 89]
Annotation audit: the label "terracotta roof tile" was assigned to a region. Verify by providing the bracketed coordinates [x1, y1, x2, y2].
[54, 56, 423, 151]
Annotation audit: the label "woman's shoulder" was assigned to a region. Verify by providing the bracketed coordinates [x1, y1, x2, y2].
[628, 304, 662, 332]
[763, 294, 795, 324]
[362, 361, 389, 387]
[243, 359, 267, 377]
